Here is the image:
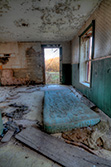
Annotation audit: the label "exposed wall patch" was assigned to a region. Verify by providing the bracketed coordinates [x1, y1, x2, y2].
[0, 54, 10, 64]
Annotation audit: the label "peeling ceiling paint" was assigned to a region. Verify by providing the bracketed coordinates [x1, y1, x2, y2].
[0, 0, 101, 42]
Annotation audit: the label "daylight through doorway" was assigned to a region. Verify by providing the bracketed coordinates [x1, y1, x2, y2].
[44, 48, 60, 84]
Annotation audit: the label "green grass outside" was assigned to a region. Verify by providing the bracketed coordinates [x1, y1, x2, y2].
[46, 71, 59, 84]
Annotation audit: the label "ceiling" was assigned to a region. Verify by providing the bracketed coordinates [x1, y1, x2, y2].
[0, 0, 101, 42]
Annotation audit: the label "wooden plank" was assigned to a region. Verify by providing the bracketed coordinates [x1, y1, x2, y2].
[15, 127, 111, 167]
[1, 130, 14, 143]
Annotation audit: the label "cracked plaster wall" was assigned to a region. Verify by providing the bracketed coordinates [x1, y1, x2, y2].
[0, 42, 43, 85]
[0, 41, 71, 85]
[0, 0, 101, 42]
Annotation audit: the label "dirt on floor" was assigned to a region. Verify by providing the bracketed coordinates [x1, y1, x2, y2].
[62, 121, 111, 151]
[0, 85, 111, 163]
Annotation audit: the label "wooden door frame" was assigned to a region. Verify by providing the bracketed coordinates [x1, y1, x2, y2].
[41, 44, 62, 84]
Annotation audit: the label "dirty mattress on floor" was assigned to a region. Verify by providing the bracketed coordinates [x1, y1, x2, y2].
[43, 89, 100, 133]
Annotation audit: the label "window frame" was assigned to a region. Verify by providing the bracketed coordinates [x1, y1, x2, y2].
[79, 20, 95, 88]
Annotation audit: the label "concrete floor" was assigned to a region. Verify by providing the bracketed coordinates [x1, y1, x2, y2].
[0, 85, 111, 167]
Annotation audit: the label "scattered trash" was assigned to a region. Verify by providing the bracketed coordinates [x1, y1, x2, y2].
[5, 103, 29, 120]
[1, 130, 14, 143]
[15, 127, 111, 167]
[0, 85, 111, 162]
[65, 140, 97, 155]
[1, 120, 23, 137]
[62, 127, 92, 147]
[88, 121, 111, 151]
[62, 121, 111, 151]
[9, 103, 28, 109]
[0, 126, 8, 139]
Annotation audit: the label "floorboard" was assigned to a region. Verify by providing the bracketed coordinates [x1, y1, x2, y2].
[15, 127, 111, 167]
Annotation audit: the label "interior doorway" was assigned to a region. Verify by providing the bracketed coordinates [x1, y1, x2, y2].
[44, 47, 60, 84]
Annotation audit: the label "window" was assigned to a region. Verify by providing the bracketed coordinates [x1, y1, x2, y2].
[79, 21, 95, 87]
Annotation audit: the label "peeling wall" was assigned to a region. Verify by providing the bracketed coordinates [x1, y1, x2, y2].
[72, 0, 111, 64]
[71, 0, 111, 117]
[0, 42, 43, 85]
[0, 41, 71, 85]
[0, 0, 101, 42]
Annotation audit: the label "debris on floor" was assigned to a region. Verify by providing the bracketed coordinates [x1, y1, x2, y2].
[62, 127, 92, 147]
[4, 120, 23, 135]
[5, 103, 29, 119]
[15, 127, 111, 167]
[0, 86, 44, 123]
[88, 121, 111, 151]
[1, 130, 14, 143]
[63, 120, 111, 150]
[62, 120, 111, 160]
[0, 85, 111, 166]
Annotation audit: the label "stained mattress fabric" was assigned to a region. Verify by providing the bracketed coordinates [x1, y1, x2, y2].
[43, 89, 100, 133]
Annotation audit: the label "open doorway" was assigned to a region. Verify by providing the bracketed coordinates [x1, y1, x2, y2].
[44, 47, 60, 84]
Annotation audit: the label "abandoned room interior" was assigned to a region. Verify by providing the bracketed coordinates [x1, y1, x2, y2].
[0, 0, 111, 166]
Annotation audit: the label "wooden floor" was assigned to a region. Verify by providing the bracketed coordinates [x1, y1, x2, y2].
[16, 127, 111, 167]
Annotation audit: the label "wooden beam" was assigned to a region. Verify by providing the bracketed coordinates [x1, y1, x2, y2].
[15, 127, 111, 167]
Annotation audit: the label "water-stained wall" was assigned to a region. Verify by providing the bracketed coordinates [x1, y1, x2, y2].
[71, 0, 111, 117]
[0, 42, 43, 85]
[0, 41, 71, 85]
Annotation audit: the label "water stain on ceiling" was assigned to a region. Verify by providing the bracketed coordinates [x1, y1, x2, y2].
[0, 0, 101, 42]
